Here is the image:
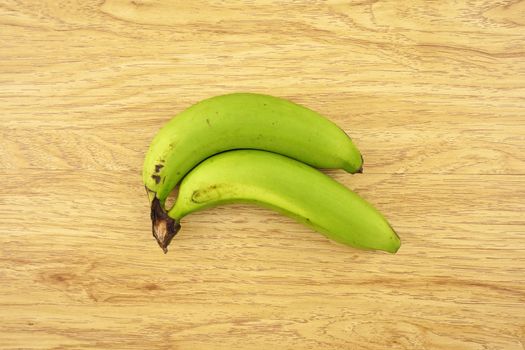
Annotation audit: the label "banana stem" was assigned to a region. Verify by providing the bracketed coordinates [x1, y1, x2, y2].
[150, 196, 180, 253]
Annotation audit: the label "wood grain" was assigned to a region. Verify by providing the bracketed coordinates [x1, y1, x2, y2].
[1, 1, 524, 349]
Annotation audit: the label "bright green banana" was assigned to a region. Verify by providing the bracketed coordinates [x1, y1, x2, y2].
[151, 150, 400, 254]
[143, 93, 363, 210]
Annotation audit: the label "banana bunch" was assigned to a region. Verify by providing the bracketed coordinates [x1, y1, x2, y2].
[143, 93, 400, 254]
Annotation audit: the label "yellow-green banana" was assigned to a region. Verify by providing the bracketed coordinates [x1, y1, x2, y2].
[151, 150, 400, 254]
[143, 93, 363, 210]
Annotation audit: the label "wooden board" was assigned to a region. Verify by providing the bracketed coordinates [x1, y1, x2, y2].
[1, 1, 524, 349]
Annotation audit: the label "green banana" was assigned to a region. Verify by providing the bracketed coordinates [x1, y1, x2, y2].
[143, 93, 363, 210]
[151, 150, 400, 254]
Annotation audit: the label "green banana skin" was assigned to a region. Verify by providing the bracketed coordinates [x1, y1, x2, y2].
[153, 150, 400, 254]
[143, 93, 363, 209]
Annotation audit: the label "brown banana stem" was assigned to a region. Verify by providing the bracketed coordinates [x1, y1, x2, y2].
[150, 195, 180, 253]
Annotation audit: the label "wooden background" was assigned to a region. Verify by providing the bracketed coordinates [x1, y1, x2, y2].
[1, 1, 524, 349]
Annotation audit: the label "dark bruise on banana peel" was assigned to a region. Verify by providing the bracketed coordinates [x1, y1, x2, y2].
[149, 194, 180, 253]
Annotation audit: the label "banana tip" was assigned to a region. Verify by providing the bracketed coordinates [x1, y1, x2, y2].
[389, 243, 401, 254]
[150, 197, 181, 253]
[388, 224, 401, 254]
[357, 154, 364, 173]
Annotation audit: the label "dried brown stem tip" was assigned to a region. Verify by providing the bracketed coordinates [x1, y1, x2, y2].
[150, 197, 180, 253]
[356, 154, 364, 174]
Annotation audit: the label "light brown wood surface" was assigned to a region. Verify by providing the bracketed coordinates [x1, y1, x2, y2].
[1, 1, 524, 349]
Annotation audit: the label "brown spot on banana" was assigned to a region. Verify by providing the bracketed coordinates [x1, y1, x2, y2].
[151, 174, 161, 184]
